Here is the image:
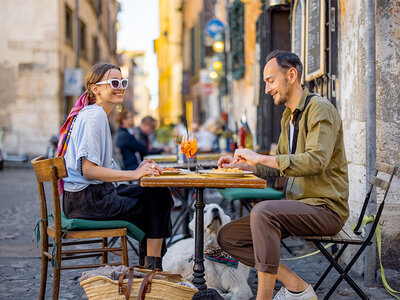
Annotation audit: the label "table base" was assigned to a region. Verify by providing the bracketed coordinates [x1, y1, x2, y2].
[192, 288, 225, 299]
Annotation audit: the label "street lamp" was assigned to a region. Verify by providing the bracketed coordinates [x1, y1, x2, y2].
[212, 60, 223, 71]
[213, 40, 225, 53]
[209, 71, 219, 80]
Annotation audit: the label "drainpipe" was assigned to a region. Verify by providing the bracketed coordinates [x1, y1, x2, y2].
[364, 0, 376, 287]
[75, 0, 80, 68]
[225, 0, 234, 131]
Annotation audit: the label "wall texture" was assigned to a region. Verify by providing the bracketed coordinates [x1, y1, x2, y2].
[338, 0, 400, 274]
[0, 0, 61, 155]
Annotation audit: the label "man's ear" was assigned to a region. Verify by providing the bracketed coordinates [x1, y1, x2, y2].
[287, 68, 298, 84]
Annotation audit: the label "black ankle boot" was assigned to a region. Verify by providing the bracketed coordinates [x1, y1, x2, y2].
[144, 256, 163, 270]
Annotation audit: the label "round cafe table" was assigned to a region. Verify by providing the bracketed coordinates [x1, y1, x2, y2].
[140, 172, 266, 298]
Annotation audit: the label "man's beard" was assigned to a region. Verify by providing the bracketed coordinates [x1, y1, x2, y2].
[274, 81, 291, 106]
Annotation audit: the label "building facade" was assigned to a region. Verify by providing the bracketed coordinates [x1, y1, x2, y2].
[155, 0, 184, 126]
[0, 0, 120, 156]
[173, 0, 400, 282]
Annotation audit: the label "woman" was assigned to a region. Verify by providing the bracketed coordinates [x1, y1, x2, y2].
[57, 63, 172, 270]
[114, 110, 148, 170]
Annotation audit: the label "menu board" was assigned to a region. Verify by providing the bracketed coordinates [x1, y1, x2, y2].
[305, 0, 326, 81]
[291, 0, 305, 82]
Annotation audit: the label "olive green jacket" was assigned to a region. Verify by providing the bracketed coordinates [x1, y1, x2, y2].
[256, 88, 349, 223]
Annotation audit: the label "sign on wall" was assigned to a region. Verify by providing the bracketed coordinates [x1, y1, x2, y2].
[291, 0, 306, 82]
[64, 68, 83, 96]
[205, 19, 225, 38]
[305, 0, 326, 81]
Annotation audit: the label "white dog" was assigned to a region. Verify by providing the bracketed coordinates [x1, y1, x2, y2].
[163, 203, 253, 300]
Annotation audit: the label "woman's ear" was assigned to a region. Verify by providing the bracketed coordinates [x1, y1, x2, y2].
[90, 84, 98, 96]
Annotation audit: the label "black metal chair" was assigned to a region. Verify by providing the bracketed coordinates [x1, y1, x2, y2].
[304, 162, 398, 299]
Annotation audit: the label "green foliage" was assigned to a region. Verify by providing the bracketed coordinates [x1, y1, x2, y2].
[155, 125, 174, 145]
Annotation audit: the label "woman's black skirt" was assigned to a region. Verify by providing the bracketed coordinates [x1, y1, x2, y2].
[63, 183, 173, 239]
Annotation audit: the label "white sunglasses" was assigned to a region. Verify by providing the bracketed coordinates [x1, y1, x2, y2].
[95, 78, 129, 89]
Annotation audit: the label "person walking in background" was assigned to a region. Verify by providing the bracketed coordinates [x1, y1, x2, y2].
[57, 63, 173, 270]
[115, 110, 147, 170]
[217, 51, 348, 300]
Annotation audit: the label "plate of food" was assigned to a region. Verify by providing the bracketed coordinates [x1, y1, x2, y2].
[197, 168, 253, 178]
[160, 167, 184, 176]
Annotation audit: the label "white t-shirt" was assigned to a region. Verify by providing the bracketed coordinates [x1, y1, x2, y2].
[63, 105, 116, 192]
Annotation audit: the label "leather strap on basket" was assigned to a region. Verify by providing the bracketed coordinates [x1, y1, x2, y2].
[118, 265, 146, 297]
[118, 265, 183, 300]
[137, 269, 184, 300]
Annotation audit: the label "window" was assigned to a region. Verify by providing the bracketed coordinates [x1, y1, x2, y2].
[65, 4, 73, 45]
[80, 20, 86, 55]
[92, 36, 99, 63]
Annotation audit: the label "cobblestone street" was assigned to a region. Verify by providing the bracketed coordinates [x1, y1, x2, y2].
[0, 164, 396, 299]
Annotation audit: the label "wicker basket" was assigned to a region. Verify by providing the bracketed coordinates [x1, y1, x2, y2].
[80, 266, 198, 300]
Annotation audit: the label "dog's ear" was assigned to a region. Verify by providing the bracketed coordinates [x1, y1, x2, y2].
[222, 213, 231, 225]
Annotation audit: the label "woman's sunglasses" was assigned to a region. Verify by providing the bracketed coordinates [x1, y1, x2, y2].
[95, 79, 129, 89]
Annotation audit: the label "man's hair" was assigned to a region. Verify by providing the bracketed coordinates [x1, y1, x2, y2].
[141, 116, 156, 126]
[115, 110, 131, 126]
[266, 50, 303, 82]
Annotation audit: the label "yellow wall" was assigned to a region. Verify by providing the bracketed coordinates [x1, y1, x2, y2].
[156, 0, 183, 125]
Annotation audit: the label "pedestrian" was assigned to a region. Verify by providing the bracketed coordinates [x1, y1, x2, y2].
[217, 50, 348, 300]
[57, 63, 173, 270]
[114, 110, 147, 170]
[133, 116, 170, 159]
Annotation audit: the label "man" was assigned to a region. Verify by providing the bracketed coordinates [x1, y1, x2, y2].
[217, 50, 348, 300]
[115, 110, 147, 170]
[134, 116, 169, 159]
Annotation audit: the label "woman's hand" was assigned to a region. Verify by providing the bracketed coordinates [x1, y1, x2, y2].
[134, 160, 162, 179]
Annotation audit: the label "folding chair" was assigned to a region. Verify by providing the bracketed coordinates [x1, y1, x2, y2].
[32, 156, 145, 300]
[304, 162, 398, 299]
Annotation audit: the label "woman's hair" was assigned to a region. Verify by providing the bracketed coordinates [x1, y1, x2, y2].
[86, 63, 121, 99]
[115, 110, 131, 126]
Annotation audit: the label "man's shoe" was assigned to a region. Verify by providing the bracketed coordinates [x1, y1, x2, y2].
[273, 284, 317, 300]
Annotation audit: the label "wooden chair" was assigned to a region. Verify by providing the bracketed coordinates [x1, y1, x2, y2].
[303, 162, 399, 299]
[32, 156, 140, 300]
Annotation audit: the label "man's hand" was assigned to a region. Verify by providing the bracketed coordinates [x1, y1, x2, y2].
[218, 154, 257, 173]
[217, 155, 234, 168]
[234, 149, 262, 166]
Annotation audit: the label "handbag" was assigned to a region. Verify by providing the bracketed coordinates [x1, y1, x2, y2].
[80, 265, 198, 300]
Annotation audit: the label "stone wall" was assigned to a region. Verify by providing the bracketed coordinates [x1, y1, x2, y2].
[0, 0, 119, 156]
[0, 0, 61, 155]
[338, 0, 400, 273]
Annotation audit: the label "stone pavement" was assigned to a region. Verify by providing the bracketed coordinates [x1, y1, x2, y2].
[0, 163, 396, 299]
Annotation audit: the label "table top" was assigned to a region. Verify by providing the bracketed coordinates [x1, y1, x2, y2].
[144, 152, 230, 162]
[140, 173, 267, 189]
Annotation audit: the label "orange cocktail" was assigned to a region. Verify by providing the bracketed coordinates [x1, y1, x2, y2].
[181, 131, 197, 171]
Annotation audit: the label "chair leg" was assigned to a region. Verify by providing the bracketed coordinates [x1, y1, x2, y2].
[102, 237, 108, 264]
[39, 252, 48, 300]
[314, 243, 349, 290]
[52, 243, 62, 300]
[315, 242, 369, 300]
[121, 235, 129, 266]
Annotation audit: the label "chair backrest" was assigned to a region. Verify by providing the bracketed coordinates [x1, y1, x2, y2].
[31, 156, 68, 240]
[353, 162, 398, 237]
